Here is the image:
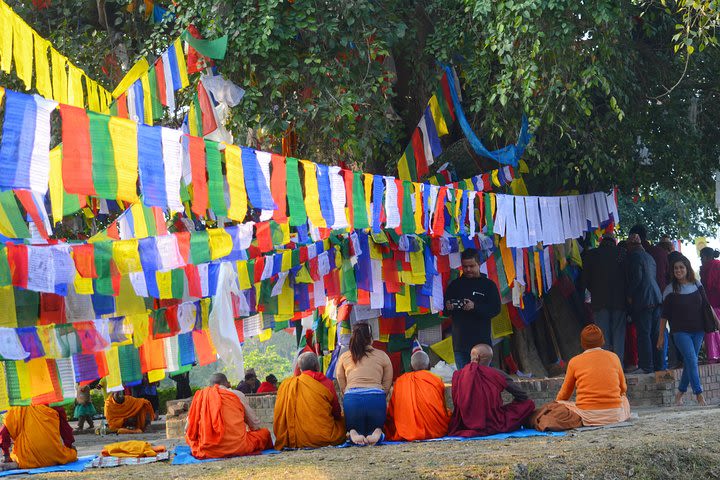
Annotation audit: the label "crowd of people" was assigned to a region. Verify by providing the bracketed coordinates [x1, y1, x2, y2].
[582, 224, 720, 406]
[0, 234, 718, 467]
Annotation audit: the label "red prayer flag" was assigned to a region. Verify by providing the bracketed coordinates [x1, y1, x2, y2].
[255, 222, 273, 253]
[187, 136, 209, 217]
[58, 105, 95, 196]
[440, 72, 456, 121]
[7, 244, 28, 288]
[270, 154, 288, 223]
[72, 244, 97, 278]
[197, 82, 218, 135]
[116, 93, 129, 119]
[154, 58, 167, 106]
[411, 128, 429, 178]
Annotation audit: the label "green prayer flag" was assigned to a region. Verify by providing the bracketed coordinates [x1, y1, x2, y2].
[119, 344, 143, 385]
[14, 289, 39, 327]
[0, 191, 29, 238]
[5, 362, 30, 406]
[190, 231, 211, 264]
[148, 66, 164, 120]
[171, 269, 185, 298]
[0, 247, 11, 286]
[401, 180, 415, 234]
[435, 85, 454, 128]
[88, 112, 117, 199]
[403, 143, 418, 183]
[484, 193, 494, 236]
[285, 157, 307, 226]
[351, 172, 369, 229]
[204, 140, 227, 217]
[181, 30, 228, 59]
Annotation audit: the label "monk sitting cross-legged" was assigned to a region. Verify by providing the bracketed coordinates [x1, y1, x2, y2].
[385, 351, 451, 441]
[186, 373, 272, 459]
[273, 352, 346, 450]
[448, 344, 535, 437]
[0, 405, 77, 469]
[104, 391, 156, 434]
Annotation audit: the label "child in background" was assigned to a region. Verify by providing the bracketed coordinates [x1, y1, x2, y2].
[74, 383, 97, 433]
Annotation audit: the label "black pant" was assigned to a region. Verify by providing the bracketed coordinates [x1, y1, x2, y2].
[632, 306, 662, 372]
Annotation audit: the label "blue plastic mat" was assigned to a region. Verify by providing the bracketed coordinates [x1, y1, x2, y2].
[337, 428, 565, 447]
[0, 455, 96, 477]
[171, 445, 281, 465]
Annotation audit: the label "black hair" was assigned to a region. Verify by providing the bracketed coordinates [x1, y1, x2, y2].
[628, 225, 647, 242]
[460, 248, 480, 263]
[670, 255, 696, 293]
[700, 247, 720, 259]
[266, 374, 277, 384]
[349, 322, 373, 364]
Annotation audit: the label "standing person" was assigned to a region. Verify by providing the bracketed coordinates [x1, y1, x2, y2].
[444, 248, 501, 369]
[170, 371, 193, 400]
[629, 225, 669, 292]
[133, 375, 159, 414]
[73, 384, 97, 433]
[625, 234, 663, 373]
[658, 255, 707, 406]
[699, 247, 720, 363]
[335, 322, 393, 446]
[581, 233, 627, 363]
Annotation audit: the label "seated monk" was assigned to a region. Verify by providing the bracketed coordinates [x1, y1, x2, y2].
[186, 373, 272, 459]
[540, 324, 631, 429]
[385, 351, 451, 441]
[104, 391, 156, 434]
[448, 344, 535, 437]
[0, 405, 77, 469]
[273, 352, 346, 449]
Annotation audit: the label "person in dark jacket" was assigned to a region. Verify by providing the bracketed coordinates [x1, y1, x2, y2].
[629, 225, 669, 294]
[582, 232, 627, 363]
[625, 234, 663, 373]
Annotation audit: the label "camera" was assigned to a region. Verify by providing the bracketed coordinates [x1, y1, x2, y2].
[448, 299, 466, 309]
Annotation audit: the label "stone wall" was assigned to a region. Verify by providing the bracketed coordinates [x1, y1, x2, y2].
[168, 363, 720, 438]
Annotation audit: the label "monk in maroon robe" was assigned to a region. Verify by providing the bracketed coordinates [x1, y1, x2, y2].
[448, 344, 535, 437]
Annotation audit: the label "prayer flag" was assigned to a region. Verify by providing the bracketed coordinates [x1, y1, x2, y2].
[225, 144, 248, 222]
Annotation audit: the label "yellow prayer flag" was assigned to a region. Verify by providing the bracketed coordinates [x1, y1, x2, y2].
[140, 73, 153, 125]
[279, 222, 290, 246]
[12, 14, 33, 90]
[300, 160, 326, 228]
[156, 270, 174, 299]
[454, 189, 463, 234]
[148, 369, 165, 384]
[281, 250, 292, 272]
[28, 359, 53, 398]
[510, 177, 529, 196]
[0, 364, 9, 412]
[0, 3, 12, 73]
[109, 117, 140, 203]
[499, 237, 515, 287]
[259, 328, 272, 342]
[174, 39, 190, 88]
[86, 78, 99, 112]
[397, 153, 411, 181]
[395, 286, 411, 313]
[491, 169, 501, 187]
[130, 313, 150, 348]
[409, 249, 426, 284]
[430, 336, 455, 365]
[224, 145, 248, 221]
[363, 173, 373, 228]
[0, 286, 17, 327]
[414, 183, 424, 235]
[36, 325, 61, 359]
[237, 261, 251, 290]
[491, 304, 514, 339]
[49, 146, 64, 224]
[116, 276, 147, 316]
[50, 49, 68, 104]
[129, 203, 149, 238]
[200, 298, 211, 330]
[33, 34, 52, 98]
[428, 95, 449, 137]
[74, 275, 94, 295]
[15, 360, 32, 400]
[208, 228, 233, 260]
[104, 346, 123, 391]
[112, 58, 149, 98]
[278, 278, 294, 315]
[67, 63, 85, 107]
[112, 239, 141, 274]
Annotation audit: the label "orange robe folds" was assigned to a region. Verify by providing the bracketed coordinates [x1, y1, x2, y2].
[3, 405, 78, 469]
[186, 385, 273, 459]
[104, 395, 155, 431]
[385, 370, 451, 441]
[101, 440, 166, 457]
[273, 373, 346, 450]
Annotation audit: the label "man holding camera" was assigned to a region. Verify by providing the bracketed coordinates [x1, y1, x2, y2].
[444, 249, 501, 369]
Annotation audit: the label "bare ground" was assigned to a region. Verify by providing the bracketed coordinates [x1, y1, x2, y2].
[32, 406, 720, 479]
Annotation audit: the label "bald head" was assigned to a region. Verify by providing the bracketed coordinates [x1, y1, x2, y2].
[410, 351, 430, 371]
[297, 352, 320, 372]
[210, 372, 231, 387]
[470, 344, 493, 366]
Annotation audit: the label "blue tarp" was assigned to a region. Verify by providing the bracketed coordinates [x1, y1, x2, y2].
[0, 455, 96, 477]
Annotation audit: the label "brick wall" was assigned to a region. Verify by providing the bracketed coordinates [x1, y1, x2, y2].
[168, 363, 720, 438]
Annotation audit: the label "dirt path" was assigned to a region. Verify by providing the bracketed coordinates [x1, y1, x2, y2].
[34, 406, 720, 479]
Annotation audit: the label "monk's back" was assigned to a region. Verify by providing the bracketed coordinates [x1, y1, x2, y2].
[386, 370, 450, 441]
[566, 349, 624, 409]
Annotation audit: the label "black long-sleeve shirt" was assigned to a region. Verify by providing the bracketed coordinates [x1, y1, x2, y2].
[444, 275, 501, 352]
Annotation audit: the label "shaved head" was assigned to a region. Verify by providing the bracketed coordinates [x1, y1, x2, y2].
[410, 351, 430, 371]
[297, 352, 320, 372]
[470, 344, 493, 366]
[210, 372, 231, 387]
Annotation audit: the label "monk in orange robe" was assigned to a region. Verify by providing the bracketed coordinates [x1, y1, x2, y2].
[104, 391, 156, 434]
[385, 351, 451, 441]
[186, 373, 273, 459]
[0, 405, 77, 469]
[274, 352, 346, 450]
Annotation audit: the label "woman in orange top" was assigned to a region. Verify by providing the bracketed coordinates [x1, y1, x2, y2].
[555, 324, 631, 426]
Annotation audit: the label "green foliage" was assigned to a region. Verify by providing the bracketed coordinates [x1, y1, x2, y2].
[617, 189, 719, 241]
[658, 0, 720, 54]
[243, 332, 296, 382]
